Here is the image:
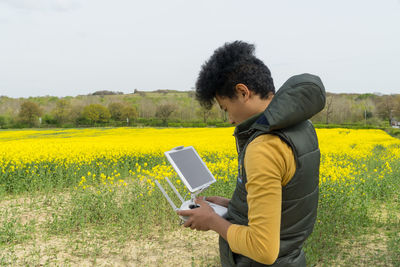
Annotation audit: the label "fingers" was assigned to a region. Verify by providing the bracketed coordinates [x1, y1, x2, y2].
[184, 219, 202, 231]
[203, 196, 217, 204]
[204, 196, 214, 201]
[194, 197, 207, 205]
[184, 218, 192, 228]
[183, 217, 199, 230]
[177, 209, 193, 216]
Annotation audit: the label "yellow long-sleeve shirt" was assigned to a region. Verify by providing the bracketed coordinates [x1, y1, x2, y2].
[226, 134, 296, 265]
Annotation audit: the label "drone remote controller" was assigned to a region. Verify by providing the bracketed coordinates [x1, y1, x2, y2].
[178, 199, 227, 222]
[155, 178, 228, 222]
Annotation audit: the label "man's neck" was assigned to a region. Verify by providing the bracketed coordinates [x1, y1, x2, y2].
[249, 96, 273, 116]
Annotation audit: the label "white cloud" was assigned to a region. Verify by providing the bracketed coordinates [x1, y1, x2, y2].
[0, 0, 81, 12]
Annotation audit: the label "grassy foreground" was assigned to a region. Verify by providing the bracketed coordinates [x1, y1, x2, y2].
[0, 128, 399, 266]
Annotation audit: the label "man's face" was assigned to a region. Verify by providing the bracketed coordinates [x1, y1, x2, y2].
[215, 94, 252, 125]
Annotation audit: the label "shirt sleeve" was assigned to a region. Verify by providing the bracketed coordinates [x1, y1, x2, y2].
[226, 134, 296, 265]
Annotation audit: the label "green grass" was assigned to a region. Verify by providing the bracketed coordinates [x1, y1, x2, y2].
[0, 145, 399, 265]
[303, 148, 400, 266]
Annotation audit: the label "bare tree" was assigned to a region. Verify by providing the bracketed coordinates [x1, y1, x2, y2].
[155, 103, 176, 125]
[392, 95, 400, 119]
[325, 96, 333, 124]
[196, 105, 218, 123]
[139, 98, 156, 119]
[376, 95, 396, 125]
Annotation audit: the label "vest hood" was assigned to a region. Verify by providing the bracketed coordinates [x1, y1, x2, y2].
[237, 73, 326, 134]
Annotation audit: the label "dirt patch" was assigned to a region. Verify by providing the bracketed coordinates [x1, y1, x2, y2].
[318, 201, 399, 267]
[0, 192, 69, 225]
[1, 191, 221, 266]
[1, 228, 221, 266]
[329, 231, 393, 267]
[120, 229, 220, 266]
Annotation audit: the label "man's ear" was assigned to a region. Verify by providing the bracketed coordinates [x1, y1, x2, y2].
[235, 84, 251, 101]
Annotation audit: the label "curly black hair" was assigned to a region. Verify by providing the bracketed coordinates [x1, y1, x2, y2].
[195, 41, 275, 109]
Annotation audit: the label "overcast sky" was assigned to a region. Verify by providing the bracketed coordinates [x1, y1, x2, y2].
[0, 0, 399, 98]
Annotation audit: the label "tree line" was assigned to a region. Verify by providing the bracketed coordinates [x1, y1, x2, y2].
[0, 91, 228, 128]
[0, 91, 399, 129]
[312, 93, 400, 127]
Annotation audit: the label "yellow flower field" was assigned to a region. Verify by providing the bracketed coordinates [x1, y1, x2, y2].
[0, 127, 399, 195]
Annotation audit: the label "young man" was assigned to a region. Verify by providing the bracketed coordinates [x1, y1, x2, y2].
[177, 41, 326, 266]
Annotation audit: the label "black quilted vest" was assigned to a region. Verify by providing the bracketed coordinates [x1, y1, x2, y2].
[219, 73, 326, 267]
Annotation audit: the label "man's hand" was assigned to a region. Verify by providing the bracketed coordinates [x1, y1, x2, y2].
[176, 196, 232, 240]
[177, 196, 216, 231]
[205, 196, 230, 208]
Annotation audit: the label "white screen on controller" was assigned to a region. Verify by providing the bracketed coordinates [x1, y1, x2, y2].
[168, 148, 214, 190]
